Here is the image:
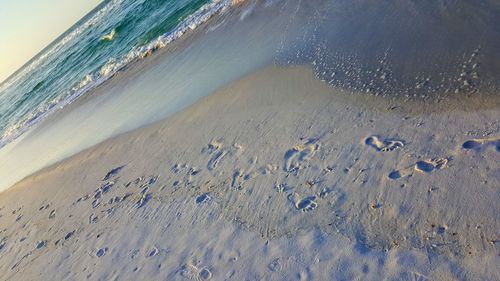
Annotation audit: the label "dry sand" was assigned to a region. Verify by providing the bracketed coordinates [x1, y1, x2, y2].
[0, 66, 498, 280]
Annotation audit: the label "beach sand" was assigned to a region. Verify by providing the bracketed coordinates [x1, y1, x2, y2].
[0, 65, 498, 280]
[1, 0, 500, 280]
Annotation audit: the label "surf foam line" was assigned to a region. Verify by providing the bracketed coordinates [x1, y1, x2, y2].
[0, 0, 236, 149]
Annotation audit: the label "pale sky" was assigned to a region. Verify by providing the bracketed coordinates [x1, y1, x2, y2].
[0, 0, 103, 83]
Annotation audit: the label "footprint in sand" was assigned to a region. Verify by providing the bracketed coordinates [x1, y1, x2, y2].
[179, 263, 212, 280]
[204, 140, 244, 172]
[35, 240, 47, 249]
[64, 230, 75, 240]
[388, 158, 449, 180]
[186, 168, 200, 186]
[232, 171, 256, 190]
[288, 193, 318, 212]
[94, 190, 102, 201]
[76, 194, 90, 203]
[96, 247, 108, 257]
[196, 193, 211, 204]
[231, 169, 244, 190]
[147, 247, 159, 257]
[208, 150, 227, 171]
[204, 140, 228, 171]
[172, 164, 201, 188]
[274, 182, 293, 193]
[268, 258, 282, 272]
[49, 209, 56, 219]
[364, 136, 404, 152]
[147, 175, 159, 186]
[100, 181, 115, 194]
[462, 137, 500, 152]
[38, 204, 50, 211]
[136, 193, 152, 209]
[140, 185, 149, 196]
[92, 199, 101, 209]
[284, 139, 320, 172]
[108, 196, 121, 205]
[172, 180, 180, 188]
[125, 177, 143, 188]
[103, 165, 125, 181]
[172, 164, 182, 174]
[130, 249, 140, 259]
[198, 267, 212, 280]
[414, 158, 449, 173]
[259, 164, 278, 175]
[190, 168, 200, 176]
[89, 213, 99, 224]
[92, 181, 115, 206]
[179, 263, 197, 279]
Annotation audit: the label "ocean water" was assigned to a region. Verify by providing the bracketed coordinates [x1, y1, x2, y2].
[0, 0, 229, 149]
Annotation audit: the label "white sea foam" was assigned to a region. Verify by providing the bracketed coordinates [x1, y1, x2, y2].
[101, 29, 117, 41]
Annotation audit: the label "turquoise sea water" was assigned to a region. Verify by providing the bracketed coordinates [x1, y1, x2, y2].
[0, 0, 228, 148]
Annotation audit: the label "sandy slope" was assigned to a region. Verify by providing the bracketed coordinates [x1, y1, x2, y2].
[4, 0, 500, 193]
[0, 66, 498, 280]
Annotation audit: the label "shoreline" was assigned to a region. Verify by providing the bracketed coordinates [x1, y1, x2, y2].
[2, 0, 500, 193]
[1, 65, 498, 280]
